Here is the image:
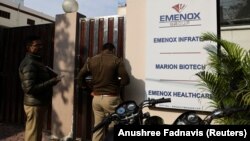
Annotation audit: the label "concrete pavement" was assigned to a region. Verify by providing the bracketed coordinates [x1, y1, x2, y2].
[0, 123, 51, 141]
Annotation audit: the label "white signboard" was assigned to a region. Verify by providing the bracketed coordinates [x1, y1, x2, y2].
[145, 0, 218, 111]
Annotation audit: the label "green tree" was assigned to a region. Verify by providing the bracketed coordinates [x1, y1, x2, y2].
[196, 32, 250, 124]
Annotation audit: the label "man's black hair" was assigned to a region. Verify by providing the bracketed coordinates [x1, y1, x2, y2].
[102, 42, 115, 51]
[25, 35, 41, 46]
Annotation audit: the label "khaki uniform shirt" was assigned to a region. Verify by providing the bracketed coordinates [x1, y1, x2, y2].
[77, 50, 130, 95]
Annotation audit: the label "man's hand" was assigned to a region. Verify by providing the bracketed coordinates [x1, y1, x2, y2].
[52, 75, 64, 85]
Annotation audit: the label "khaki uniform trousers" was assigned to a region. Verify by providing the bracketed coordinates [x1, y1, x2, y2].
[24, 105, 47, 141]
[92, 95, 121, 141]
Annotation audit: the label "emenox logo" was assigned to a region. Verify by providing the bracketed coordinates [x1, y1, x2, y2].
[159, 3, 201, 27]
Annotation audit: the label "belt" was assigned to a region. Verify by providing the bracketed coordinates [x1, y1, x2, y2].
[91, 92, 118, 97]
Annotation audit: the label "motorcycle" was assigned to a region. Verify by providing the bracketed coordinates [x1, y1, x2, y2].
[92, 97, 171, 141]
[172, 107, 247, 125]
[93, 96, 248, 141]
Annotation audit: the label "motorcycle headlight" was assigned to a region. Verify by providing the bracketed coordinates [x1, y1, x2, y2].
[187, 113, 200, 124]
[173, 111, 202, 125]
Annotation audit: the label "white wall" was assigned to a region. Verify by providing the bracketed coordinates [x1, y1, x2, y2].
[117, 6, 126, 16]
[125, 0, 194, 125]
[52, 12, 83, 139]
[221, 26, 250, 50]
[124, 0, 147, 103]
[124, 0, 250, 124]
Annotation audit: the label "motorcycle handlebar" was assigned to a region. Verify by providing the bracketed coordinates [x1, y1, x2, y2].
[92, 114, 118, 133]
[203, 107, 247, 124]
[147, 98, 171, 105]
[225, 107, 246, 115]
[212, 107, 246, 118]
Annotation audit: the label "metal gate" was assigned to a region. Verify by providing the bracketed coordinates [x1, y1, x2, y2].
[0, 24, 55, 129]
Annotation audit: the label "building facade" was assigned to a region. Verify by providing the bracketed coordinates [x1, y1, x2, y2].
[123, 0, 250, 124]
[0, 0, 54, 28]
